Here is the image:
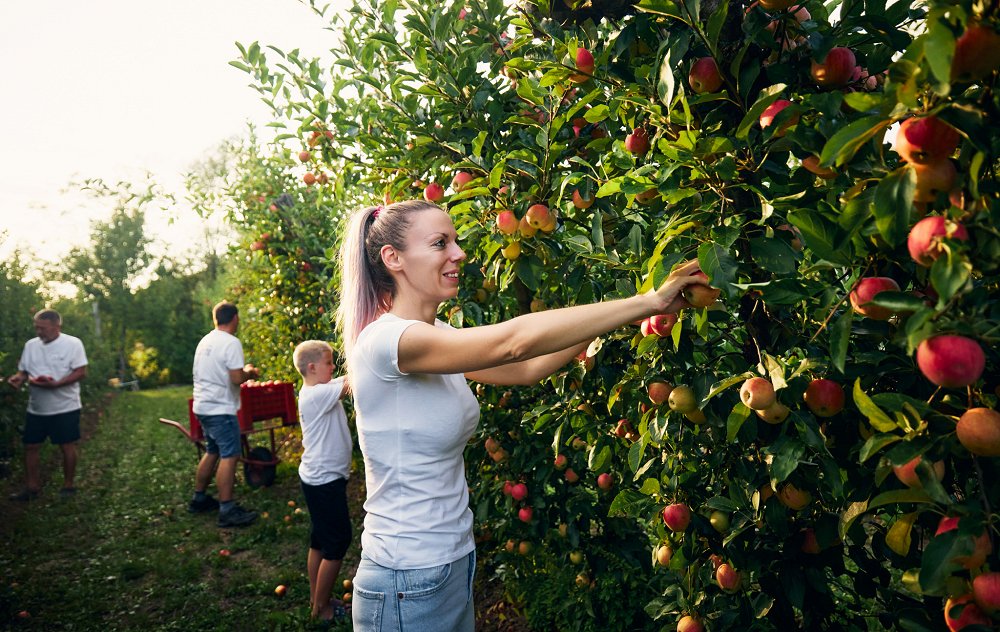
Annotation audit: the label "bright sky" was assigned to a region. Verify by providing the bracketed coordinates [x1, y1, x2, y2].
[0, 0, 347, 280]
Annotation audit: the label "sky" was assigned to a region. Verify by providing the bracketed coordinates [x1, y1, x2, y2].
[0, 0, 348, 281]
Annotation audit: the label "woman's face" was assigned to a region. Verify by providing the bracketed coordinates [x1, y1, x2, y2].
[393, 207, 466, 303]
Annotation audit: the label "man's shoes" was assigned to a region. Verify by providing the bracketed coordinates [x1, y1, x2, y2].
[218, 504, 258, 528]
[187, 494, 220, 514]
[59, 487, 77, 498]
[8, 489, 40, 502]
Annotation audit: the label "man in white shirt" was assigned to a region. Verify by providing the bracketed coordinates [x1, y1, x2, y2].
[188, 301, 259, 528]
[7, 309, 88, 501]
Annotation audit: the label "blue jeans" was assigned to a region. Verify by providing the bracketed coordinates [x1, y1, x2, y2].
[351, 550, 475, 632]
[195, 414, 241, 458]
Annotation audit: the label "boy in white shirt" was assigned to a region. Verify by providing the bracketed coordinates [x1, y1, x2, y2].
[293, 340, 353, 621]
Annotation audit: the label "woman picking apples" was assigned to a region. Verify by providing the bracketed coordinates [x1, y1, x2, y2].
[336, 199, 707, 631]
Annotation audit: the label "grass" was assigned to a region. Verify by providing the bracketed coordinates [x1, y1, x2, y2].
[0, 387, 362, 631]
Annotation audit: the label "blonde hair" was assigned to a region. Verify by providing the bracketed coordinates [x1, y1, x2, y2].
[293, 340, 333, 377]
[335, 200, 441, 359]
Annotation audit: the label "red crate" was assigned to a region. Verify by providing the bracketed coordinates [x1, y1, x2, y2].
[237, 381, 298, 431]
[186, 399, 205, 441]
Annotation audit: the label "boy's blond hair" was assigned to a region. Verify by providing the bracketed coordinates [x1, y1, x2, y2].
[293, 340, 333, 377]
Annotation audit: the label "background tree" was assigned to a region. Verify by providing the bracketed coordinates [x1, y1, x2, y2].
[60, 179, 165, 379]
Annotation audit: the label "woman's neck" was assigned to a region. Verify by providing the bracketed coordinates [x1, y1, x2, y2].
[387, 292, 439, 325]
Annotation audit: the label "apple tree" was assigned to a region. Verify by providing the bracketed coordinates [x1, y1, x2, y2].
[235, 0, 1000, 629]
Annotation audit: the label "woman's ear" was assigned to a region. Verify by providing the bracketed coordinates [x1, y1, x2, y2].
[381, 244, 402, 271]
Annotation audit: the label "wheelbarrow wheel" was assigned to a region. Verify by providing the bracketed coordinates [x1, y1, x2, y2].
[244, 447, 277, 488]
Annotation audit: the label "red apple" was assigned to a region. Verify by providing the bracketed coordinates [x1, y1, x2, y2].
[800, 528, 821, 554]
[496, 210, 518, 235]
[916, 335, 985, 388]
[677, 615, 705, 632]
[424, 182, 445, 202]
[625, 127, 650, 154]
[525, 204, 553, 230]
[303, 172, 316, 186]
[597, 473, 614, 491]
[973, 572, 1000, 615]
[275, 584, 287, 597]
[951, 24, 1000, 81]
[777, 483, 811, 510]
[565, 468, 579, 483]
[811, 47, 857, 87]
[760, 99, 798, 136]
[452, 171, 475, 191]
[250, 241, 266, 252]
[571, 47, 595, 83]
[894, 116, 961, 165]
[518, 506, 533, 523]
[936, 516, 993, 569]
[688, 57, 723, 94]
[647, 313, 677, 337]
[740, 377, 776, 410]
[956, 408, 1000, 456]
[803, 378, 844, 417]
[892, 457, 946, 488]
[572, 189, 594, 209]
[945, 594, 992, 631]
[614, 419, 634, 438]
[554, 454, 568, 470]
[484, 436, 500, 454]
[298, 150, 311, 162]
[662, 503, 691, 532]
[510, 483, 528, 501]
[849, 277, 900, 320]
[716, 563, 740, 592]
[648, 381, 673, 405]
[912, 160, 958, 204]
[502, 480, 513, 496]
[907, 216, 969, 267]
[682, 271, 721, 307]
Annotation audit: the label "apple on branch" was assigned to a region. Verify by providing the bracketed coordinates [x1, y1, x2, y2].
[688, 57, 723, 94]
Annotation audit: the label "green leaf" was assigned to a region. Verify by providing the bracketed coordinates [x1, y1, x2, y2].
[749, 237, 798, 274]
[919, 530, 967, 595]
[852, 379, 896, 432]
[656, 46, 676, 109]
[727, 401, 752, 442]
[886, 511, 919, 556]
[818, 115, 890, 167]
[873, 166, 916, 246]
[584, 105, 609, 123]
[706, 372, 755, 402]
[767, 436, 806, 483]
[829, 310, 852, 375]
[697, 242, 738, 296]
[737, 85, 786, 140]
[929, 248, 970, 302]
[787, 209, 850, 265]
[638, 477, 661, 495]
[608, 489, 647, 518]
[924, 15, 956, 85]
[859, 433, 902, 462]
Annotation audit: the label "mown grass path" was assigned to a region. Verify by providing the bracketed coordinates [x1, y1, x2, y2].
[1, 386, 363, 631]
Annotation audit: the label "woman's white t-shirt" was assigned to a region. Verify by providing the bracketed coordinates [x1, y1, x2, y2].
[350, 314, 480, 569]
[297, 378, 352, 486]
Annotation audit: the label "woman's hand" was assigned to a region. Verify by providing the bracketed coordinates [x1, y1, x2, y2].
[649, 259, 709, 314]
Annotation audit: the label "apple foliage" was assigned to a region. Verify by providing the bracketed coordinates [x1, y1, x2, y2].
[232, 0, 1000, 629]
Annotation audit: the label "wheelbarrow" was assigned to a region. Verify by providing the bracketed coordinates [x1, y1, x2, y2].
[158, 381, 298, 488]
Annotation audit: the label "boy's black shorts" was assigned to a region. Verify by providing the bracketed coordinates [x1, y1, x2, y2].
[300, 477, 352, 560]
